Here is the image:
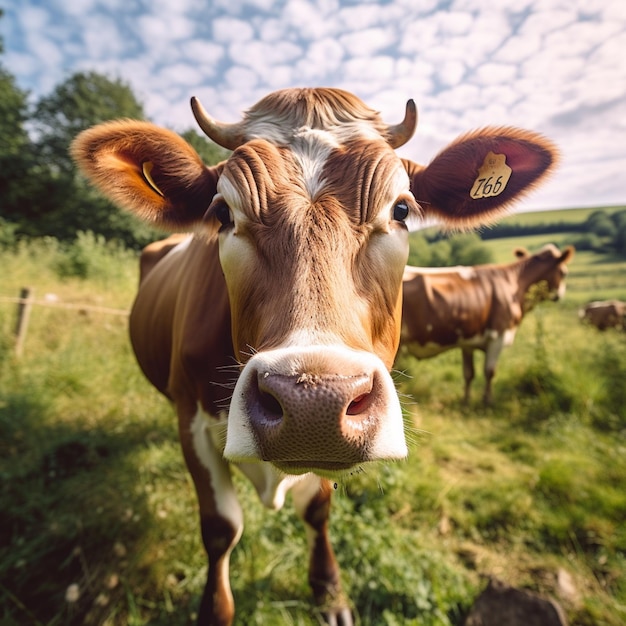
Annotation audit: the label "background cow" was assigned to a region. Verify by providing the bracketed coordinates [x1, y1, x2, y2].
[400, 244, 574, 405]
[72, 87, 558, 625]
[580, 300, 626, 331]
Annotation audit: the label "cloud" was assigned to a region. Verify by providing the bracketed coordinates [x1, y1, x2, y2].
[337, 3, 394, 31]
[212, 17, 256, 43]
[136, 13, 196, 49]
[339, 27, 397, 56]
[282, 0, 337, 40]
[182, 40, 225, 73]
[2, 0, 626, 211]
[80, 14, 129, 60]
[228, 39, 302, 69]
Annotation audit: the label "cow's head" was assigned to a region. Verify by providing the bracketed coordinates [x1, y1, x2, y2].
[516, 243, 575, 304]
[72, 88, 557, 473]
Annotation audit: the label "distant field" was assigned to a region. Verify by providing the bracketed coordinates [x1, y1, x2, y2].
[492, 204, 625, 227]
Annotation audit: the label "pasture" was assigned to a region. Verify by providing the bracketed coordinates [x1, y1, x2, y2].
[1, 225, 625, 626]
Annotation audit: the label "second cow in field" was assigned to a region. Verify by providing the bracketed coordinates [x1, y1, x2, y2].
[400, 244, 575, 405]
[579, 300, 626, 331]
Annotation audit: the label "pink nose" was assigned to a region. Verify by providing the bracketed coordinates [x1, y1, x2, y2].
[224, 346, 407, 469]
[245, 369, 384, 471]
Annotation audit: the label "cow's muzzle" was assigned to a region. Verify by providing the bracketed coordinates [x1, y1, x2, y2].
[224, 346, 407, 472]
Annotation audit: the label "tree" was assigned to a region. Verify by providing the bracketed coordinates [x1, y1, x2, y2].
[0, 65, 33, 220]
[33, 71, 144, 176]
[408, 231, 492, 267]
[610, 210, 626, 256]
[448, 233, 493, 265]
[19, 72, 231, 247]
[23, 71, 163, 246]
[585, 210, 616, 238]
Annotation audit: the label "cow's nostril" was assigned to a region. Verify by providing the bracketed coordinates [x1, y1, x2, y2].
[258, 389, 283, 421]
[346, 392, 372, 415]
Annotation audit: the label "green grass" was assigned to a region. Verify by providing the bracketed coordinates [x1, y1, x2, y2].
[1, 228, 625, 625]
[490, 205, 625, 227]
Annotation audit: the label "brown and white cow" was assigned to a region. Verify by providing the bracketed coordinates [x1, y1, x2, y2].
[580, 300, 626, 331]
[71, 87, 558, 625]
[138, 232, 190, 283]
[400, 244, 574, 405]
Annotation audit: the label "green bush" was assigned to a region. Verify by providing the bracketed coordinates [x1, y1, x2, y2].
[408, 232, 492, 267]
[571, 232, 603, 251]
[0, 217, 18, 250]
[54, 230, 137, 281]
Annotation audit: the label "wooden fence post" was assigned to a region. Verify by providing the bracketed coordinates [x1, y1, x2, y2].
[14, 287, 34, 358]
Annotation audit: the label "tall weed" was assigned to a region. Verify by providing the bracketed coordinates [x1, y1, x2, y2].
[512, 312, 575, 422]
[590, 335, 626, 431]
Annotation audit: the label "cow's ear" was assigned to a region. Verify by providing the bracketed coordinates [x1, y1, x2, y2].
[514, 247, 529, 259]
[72, 121, 223, 230]
[560, 245, 575, 263]
[403, 127, 558, 228]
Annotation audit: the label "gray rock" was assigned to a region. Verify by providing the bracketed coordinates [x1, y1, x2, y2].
[464, 578, 568, 626]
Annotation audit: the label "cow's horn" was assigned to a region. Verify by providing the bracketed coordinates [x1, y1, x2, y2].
[190, 97, 246, 151]
[386, 99, 418, 149]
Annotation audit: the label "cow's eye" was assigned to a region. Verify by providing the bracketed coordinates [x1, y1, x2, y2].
[214, 201, 234, 229]
[393, 200, 410, 222]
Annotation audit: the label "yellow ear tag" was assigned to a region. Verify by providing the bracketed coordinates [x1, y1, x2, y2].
[470, 151, 512, 199]
[142, 161, 165, 197]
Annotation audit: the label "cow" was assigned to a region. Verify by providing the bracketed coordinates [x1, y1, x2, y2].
[138, 232, 190, 282]
[579, 300, 626, 331]
[71, 87, 558, 625]
[400, 244, 574, 406]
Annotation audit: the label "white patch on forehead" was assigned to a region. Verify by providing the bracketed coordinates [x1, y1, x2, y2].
[291, 127, 337, 199]
[246, 116, 382, 148]
[244, 116, 388, 202]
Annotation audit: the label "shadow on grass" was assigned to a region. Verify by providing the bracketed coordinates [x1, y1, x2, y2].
[0, 386, 199, 626]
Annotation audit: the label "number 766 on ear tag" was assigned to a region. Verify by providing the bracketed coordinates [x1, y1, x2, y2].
[470, 152, 512, 199]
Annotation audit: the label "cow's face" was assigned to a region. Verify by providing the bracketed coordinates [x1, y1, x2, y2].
[214, 140, 413, 364]
[71, 87, 559, 474]
[528, 244, 575, 302]
[200, 93, 417, 471]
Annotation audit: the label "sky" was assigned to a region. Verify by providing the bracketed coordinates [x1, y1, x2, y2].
[3, 0, 626, 213]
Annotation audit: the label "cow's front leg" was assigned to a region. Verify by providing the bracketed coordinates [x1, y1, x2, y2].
[292, 476, 353, 626]
[483, 337, 505, 406]
[181, 408, 244, 626]
[461, 348, 475, 405]
[198, 512, 241, 625]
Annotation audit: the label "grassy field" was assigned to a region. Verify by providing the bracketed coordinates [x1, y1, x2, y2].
[488, 205, 625, 228]
[1, 223, 625, 626]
